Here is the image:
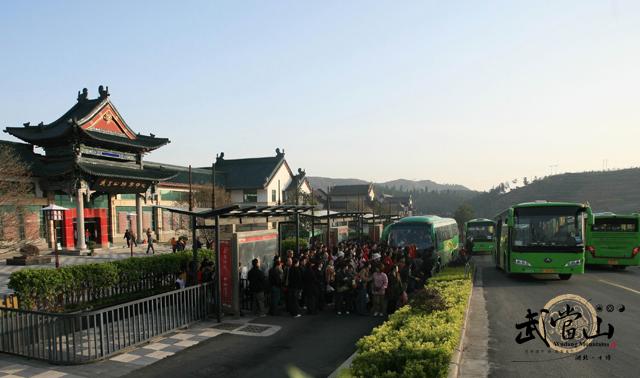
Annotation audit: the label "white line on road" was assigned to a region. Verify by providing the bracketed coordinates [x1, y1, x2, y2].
[598, 279, 640, 295]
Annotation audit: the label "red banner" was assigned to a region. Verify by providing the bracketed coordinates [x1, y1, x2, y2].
[219, 240, 233, 307]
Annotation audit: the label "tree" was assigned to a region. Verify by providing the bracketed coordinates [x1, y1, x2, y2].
[523, 177, 529, 186]
[0, 144, 35, 248]
[173, 185, 231, 244]
[454, 203, 475, 229]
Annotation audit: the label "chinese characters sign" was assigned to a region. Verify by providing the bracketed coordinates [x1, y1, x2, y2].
[94, 178, 150, 193]
[516, 294, 614, 354]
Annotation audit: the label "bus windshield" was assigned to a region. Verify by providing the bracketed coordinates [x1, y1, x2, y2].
[388, 224, 433, 250]
[467, 223, 494, 241]
[512, 206, 584, 252]
[592, 218, 638, 232]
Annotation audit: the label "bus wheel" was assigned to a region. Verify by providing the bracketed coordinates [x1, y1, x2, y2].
[613, 265, 627, 270]
[559, 274, 572, 280]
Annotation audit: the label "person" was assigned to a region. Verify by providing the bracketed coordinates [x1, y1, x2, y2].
[175, 270, 187, 289]
[324, 259, 336, 305]
[386, 265, 403, 315]
[124, 229, 132, 248]
[355, 263, 371, 315]
[248, 258, 267, 316]
[146, 228, 155, 255]
[268, 256, 284, 315]
[286, 258, 304, 317]
[303, 260, 321, 314]
[371, 264, 388, 317]
[334, 263, 351, 315]
[170, 236, 177, 253]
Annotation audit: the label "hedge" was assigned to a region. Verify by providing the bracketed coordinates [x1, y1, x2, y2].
[350, 266, 472, 378]
[280, 238, 308, 253]
[8, 249, 214, 312]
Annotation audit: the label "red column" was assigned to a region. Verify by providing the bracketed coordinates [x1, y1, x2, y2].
[63, 209, 76, 249]
[98, 209, 108, 246]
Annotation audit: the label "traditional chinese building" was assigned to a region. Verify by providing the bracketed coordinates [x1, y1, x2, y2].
[1, 86, 312, 251]
[4, 86, 176, 251]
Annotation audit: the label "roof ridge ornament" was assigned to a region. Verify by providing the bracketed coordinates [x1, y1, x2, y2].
[98, 85, 110, 99]
[276, 148, 285, 157]
[77, 88, 89, 102]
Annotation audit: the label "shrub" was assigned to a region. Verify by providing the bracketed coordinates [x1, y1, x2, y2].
[8, 249, 214, 312]
[351, 267, 472, 378]
[280, 238, 308, 253]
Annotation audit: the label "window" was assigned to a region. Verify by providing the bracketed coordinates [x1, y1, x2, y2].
[243, 189, 258, 203]
[271, 190, 277, 203]
[592, 218, 638, 232]
[388, 224, 433, 250]
[467, 222, 494, 241]
[513, 206, 584, 251]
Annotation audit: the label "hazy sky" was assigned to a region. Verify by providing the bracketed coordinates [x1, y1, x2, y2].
[2, 1, 640, 191]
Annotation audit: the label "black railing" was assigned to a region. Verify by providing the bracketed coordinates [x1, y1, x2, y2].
[0, 283, 213, 364]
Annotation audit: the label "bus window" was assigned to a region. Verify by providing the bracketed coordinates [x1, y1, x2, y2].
[513, 207, 584, 251]
[388, 224, 433, 250]
[592, 218, 638, 232]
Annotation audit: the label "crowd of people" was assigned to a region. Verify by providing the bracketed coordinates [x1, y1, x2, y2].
[246, 240, 434, 318]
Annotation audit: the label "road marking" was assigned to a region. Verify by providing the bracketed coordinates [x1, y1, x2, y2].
[598, 279, 640, 295]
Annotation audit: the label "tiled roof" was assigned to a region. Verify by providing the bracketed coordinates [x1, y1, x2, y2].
[214, 155, 286, 190]
[77, 160, 177, 181]
[330, 184, 372, 196]
[4, 91, 168, 151]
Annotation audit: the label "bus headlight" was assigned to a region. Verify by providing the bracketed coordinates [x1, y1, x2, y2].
[564, 259, 582, 267]
[514, 259, 532, 266]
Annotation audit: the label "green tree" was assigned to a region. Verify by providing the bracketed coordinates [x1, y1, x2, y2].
[454, 203, 475, 228]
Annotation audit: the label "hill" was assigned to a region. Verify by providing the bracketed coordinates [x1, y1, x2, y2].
[307, 176, 471, 192]
[307, 177, 368, 192]
[380, 179, 470, 192]
[469, 168, 640, 217]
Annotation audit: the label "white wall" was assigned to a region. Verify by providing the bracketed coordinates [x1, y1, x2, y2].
[266, 163, 293, 205]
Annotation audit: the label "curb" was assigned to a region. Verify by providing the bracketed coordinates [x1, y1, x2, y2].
[327, 351, 357, 378]
[447, 262, 477, 378]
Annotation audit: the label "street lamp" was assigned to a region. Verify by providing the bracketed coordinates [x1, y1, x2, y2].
[42, 204, 68, 268]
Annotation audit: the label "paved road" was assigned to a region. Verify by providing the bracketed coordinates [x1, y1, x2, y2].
[474, 255, 639, 378]
[125, 311, 383, 378]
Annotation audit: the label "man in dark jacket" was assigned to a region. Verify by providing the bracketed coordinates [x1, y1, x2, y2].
[248, 258, 267, 316]
[303, 260, 320, 314]
[268, 256, 284, 315]
[286, 258, 304, 317]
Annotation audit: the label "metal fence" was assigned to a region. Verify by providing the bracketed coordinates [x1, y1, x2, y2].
[0, 283, 213, 364]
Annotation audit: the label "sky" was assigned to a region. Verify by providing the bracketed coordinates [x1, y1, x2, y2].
[2, 1, 640, 191]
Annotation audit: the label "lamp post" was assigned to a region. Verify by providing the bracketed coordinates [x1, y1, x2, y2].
[42, 205, 67, 269]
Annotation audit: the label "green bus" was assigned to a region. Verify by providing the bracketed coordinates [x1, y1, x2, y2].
[382, 215, 459, 276]
[585, 212, 640, 269]
[464, 218, 496, 255]
[494, 201, 591, 280]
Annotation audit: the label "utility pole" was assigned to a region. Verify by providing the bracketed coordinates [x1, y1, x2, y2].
[326, 186, 331, 247]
